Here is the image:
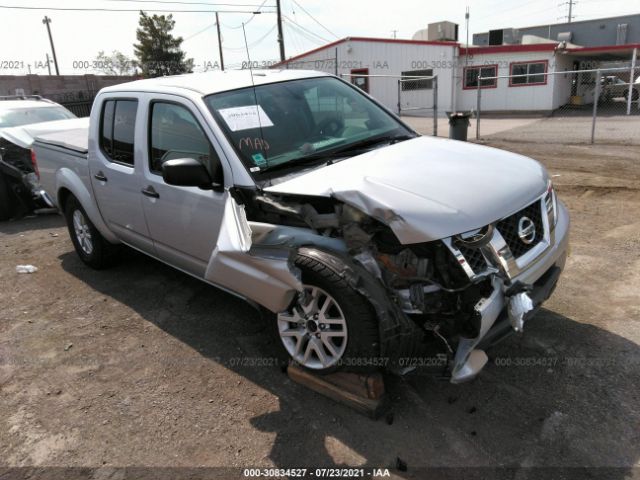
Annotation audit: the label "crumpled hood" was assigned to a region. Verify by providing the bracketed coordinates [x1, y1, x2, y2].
[265, 136, 548, 244]
[0, 117, 89, 149]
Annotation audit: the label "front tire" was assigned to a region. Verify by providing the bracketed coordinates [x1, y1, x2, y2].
[275, 254, 380, 374]
[64, 196, 119, 269]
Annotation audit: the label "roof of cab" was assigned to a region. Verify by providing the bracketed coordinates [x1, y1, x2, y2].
[99, 69, 331, 96]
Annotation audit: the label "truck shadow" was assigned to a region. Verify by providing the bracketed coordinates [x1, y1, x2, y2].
[0, 212, 63, 235]
[59, 248, 639, 478]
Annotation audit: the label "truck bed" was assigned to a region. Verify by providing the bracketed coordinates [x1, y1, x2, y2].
[33, 126, 90, 209]
[35, 127, 89, 154]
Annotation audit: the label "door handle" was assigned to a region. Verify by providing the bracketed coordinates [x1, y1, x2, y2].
[94, 171, 108, 182]
[141, 185, 160, 199]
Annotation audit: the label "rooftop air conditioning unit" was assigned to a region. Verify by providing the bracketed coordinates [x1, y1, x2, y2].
[427, 21, 459, 42]
[557, 31, 573, 43]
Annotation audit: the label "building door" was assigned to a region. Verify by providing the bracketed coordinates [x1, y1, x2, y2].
[350, 68, 369, 93]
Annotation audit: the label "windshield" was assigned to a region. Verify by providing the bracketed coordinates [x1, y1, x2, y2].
[204, 76, 412, 176]
[0, 106, 77, 128]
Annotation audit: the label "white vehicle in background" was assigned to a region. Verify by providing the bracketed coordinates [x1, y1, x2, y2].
[599, 75, 640, 101]
[0, 95, 82, 220]
[33, 70, 569, 383]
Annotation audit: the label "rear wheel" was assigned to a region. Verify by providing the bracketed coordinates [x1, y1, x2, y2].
[0, 172, 16, 221]
[275, 254, 380, 374]
[64, 196, 119, 269]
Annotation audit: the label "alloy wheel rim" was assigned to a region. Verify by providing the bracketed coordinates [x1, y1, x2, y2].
[277, 285, 348, 370]
[73, 210, 93, 255]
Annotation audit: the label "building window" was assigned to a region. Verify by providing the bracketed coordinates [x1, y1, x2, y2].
[509, 61, 548, 86]
[463, 65, 498, 89]
[401, 69, 433, 90]
[350, 68, 369, 93]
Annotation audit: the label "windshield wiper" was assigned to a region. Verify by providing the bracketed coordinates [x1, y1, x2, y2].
[257, 133, 417, 175]
[331, 133, 416, 156]
[257, 152, 340, 174]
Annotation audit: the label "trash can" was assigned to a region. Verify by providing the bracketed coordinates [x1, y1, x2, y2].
[446, 112, 472, 141]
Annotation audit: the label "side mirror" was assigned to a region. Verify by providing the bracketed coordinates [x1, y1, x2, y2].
[162, 158, 223, 191]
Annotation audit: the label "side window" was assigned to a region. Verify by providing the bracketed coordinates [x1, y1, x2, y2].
[100, 99, 138, 166]
[100, 100, 115, 157]
[149, 102, 220, 180]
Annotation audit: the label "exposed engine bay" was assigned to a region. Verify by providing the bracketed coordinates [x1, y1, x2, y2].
[217, 185, 563, 382]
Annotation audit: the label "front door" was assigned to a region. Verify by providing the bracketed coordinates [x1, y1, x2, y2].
[140, 97, 226, 277]
[89, 98, 153, 252]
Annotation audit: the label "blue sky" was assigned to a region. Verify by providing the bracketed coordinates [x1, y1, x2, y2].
[0, 0, 638, 75]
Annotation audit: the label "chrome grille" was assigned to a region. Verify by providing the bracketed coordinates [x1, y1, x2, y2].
[496, 200, 544, 258]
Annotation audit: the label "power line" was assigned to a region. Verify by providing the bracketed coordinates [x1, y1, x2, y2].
[290, 0, 338, 39]
[0, 4, 274, 13]
[219, 0, 269, 29]
[284, 19, 325, 46]
[474, 0, 541, 23]
[183, 22, 216, 40]
[104, 0, 272, 6]
[222, 24, 276, 51]
[283, 15, 329, 43]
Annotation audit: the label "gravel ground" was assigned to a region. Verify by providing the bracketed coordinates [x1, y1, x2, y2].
[1, 141, 639, 479]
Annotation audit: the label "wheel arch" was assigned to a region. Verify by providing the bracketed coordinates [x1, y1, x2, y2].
[296, 247, 426, 364]
[55, 168, 120, 244]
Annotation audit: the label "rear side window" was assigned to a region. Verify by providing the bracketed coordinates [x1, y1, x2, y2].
[100, 99, 138, 166]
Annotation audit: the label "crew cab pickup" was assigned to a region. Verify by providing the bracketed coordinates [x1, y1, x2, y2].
[34, 70, 569, 382]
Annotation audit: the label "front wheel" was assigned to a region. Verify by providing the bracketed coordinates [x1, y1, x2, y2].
[275, 254, 380, 374]
[64, 196, 119, 269]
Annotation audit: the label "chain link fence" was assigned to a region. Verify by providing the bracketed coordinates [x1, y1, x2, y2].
[475, 64, 640, 145]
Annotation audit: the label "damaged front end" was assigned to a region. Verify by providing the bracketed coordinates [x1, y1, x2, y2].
[206, 182, 567, 383]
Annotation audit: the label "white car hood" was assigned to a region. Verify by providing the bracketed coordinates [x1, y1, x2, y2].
[265, 136, 548, 244]
[0, 117, 89, 149]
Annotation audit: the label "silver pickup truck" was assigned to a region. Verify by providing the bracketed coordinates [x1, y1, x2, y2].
[34, 70, 569, 382]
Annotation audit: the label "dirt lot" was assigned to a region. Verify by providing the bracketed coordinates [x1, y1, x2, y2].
[1, 141, 639, 479]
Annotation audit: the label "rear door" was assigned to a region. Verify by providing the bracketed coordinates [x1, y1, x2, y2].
[140, 95, 226, 277]
[88, 97, 153, 252]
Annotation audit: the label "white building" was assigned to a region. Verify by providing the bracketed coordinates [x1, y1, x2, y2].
[273, 36, 639, 115]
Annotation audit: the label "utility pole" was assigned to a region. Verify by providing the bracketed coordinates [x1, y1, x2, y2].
[567, 0, 574, 23]
[391, 30, 398, 39]
[276, 0, 285, 61]
[215, 12, 224, 71]
[42, 16, 60, 75]
[45, 53, 52, 75]
[559, 0, 575, 23]
[465, 7, 470, 67]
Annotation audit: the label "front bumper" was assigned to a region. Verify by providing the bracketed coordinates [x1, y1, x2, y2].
[450, 200, 570, 383]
